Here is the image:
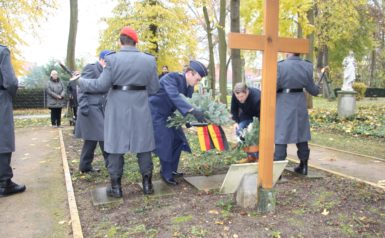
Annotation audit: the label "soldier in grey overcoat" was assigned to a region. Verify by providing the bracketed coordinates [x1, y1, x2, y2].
[73, 27, 160, 197]
[46, 70, 66, 127]
[75, 50, 112, 173]
[274, 53, 320, 176]
[0, 45, 26, 197]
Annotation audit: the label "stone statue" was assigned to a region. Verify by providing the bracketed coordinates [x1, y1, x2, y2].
[341, 51, 356, 91]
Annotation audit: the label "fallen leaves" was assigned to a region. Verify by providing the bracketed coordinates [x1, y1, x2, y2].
[321, 209, 330, 216]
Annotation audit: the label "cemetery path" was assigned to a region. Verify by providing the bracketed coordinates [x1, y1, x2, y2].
[0, 127, 71, 237]
[287, 144, 385, 189]
[222, 126, 385, 189]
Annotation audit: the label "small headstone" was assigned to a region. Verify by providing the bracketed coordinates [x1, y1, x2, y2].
[337, 91, 357, 118]
[220, 160, 288, 194]
[235, 173, 258, 209]
[138, 180, 175, 197]
[184, 174, 226, 191]
[285, 166, 324, 179]
[91, 187, 123, 206]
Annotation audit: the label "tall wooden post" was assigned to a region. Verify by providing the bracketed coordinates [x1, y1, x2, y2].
[227, 0, 309, 211]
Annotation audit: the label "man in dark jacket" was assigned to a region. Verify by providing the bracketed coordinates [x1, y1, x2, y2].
[274, 53, 320, 176]
[75, 50, 112, 173]
[230, 82, 261, 163]
[73, 27, 160, 197]
[149, 60, 208, 186]
[0, 45, 26, 197]
[67, 79, 78, 124]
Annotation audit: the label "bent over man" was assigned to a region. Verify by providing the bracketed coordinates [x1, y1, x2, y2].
[149, 60, 208, 186]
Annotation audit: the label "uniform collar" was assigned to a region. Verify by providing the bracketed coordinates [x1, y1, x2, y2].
[287, 55, 301, 60]
[120, 45, 139, 52]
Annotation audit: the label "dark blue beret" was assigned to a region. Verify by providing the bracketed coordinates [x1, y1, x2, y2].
[99, 50, 113, 59]
[189, 60, 208, 78]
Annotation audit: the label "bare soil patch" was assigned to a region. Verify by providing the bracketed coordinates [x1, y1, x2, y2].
[62, 129, 385, 238]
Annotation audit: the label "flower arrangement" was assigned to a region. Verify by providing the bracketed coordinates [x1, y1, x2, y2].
[237, 117, 260, 148]
[167, 92, 233, 128]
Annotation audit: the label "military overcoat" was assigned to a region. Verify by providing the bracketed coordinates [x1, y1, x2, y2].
[79, 46, 160, 153]
[75, 62, 105, 141]
[149, 72, 194, 162]
[275, 56, 320, 144]
[0, 45, 18, 153]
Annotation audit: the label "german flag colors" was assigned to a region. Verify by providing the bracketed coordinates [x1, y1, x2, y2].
[197, 124, 229, 152]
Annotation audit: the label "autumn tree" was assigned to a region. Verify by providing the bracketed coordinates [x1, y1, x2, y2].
[0, 0, 56, 74]
[98, 0, 198, 73]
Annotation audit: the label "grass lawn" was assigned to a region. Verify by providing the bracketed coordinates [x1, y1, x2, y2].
[311, 96, 384, 159]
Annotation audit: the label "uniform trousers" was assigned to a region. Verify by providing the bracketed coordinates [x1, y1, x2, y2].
[107, 152, 153, 179]
[0, 153, 13, 182]
[159, 139, 184, 180]
[274, 142, 310, 161]
[79, 140, 108, 171]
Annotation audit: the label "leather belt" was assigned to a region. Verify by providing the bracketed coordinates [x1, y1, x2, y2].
[112, 85, 146, 91]
[277, 88, 304, 93]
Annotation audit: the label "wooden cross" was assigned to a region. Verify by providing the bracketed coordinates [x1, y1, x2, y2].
[228, 0, 309, 189]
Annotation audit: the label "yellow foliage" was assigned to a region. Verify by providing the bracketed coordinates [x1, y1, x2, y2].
[97, 0, 199, 73]
[352, 82, 367, 101]
[0, 0, 56, 75]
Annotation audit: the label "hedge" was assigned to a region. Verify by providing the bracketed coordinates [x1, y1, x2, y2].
[334, 87, 385, 98]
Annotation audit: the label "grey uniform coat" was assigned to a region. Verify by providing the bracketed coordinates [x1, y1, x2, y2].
[46, 78, 66, 108]
[275, 56, 320, 144]
[0, 45, 18, 153]
[75, 62, 106, 141]
[79, 46, 160, 154]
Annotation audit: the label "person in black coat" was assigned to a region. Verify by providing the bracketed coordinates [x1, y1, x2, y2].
[158, 65, 169, 79]
[231, 82, 261, 136]
[67, 79, 78, 124]
[230, 83, 261, 162]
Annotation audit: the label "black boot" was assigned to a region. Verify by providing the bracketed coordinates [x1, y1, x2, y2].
[294, 160, 308, 175]
[107, 177, 122, 198]
[142, 174, 154, 195]
[0, 180, 26, 197]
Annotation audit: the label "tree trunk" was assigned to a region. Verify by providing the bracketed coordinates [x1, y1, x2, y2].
[230, 0, 242, 89]
[218, 0, 227, 105]
[66, 0, 78, 71]
[369, 49, 376, 87]
[203, 6, 216, 96]
[148, 0, 159, 54]
[305, 8, 315, 108]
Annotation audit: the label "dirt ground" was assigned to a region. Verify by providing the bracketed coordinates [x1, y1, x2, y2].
[62, 129, 385, 238]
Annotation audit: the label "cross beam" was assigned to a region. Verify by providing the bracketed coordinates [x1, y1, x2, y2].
[228, 0, 309, 189]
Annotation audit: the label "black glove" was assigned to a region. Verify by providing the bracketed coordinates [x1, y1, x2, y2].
[185, 123, 192, 128]
[190, 109, 206, 123]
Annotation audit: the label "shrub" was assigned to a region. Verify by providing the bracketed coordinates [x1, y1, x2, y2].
[352, 82, 367, 100]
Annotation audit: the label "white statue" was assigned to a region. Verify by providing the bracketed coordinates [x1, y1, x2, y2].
[341, 51, 356, 91]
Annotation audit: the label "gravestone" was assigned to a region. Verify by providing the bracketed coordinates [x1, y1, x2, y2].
[235, 173, 258, 209]
[184, 174, 226, 191]
[138, 180, 175, 197]
[91, 187, 123, 206]
[219, 160, 288, 194]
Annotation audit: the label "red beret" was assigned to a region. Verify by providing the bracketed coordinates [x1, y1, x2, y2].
[120, 26, 138, 43]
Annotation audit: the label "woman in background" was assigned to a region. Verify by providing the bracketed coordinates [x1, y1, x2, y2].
[46, 70, 66, 127]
